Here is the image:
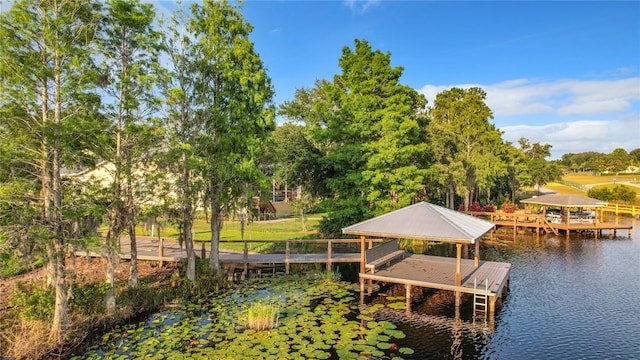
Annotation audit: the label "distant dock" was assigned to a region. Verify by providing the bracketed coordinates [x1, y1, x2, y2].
[466, 211, 633, 239]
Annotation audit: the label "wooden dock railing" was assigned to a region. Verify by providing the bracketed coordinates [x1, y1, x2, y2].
[76, 237, 386, 275]
[195, 238, 386, 275]
[601, 204, 640, 216]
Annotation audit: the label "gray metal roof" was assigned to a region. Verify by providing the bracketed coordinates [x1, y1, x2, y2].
[342, 202, 495, 244]
[520, 194, 607, 207]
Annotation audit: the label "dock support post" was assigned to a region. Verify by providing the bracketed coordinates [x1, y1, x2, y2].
[360, 236, 366, 274]
[327, 240, 332, 272]
[454, 291, 461, 320]
[243, 240, 248, 277]
[455, 242, 462, 319]
[474, 241, 480, 267]
[455, 243, 462, 286]
[360, 277, 365, 305]
[158, 238, 164, 267]
[405, 285, 411, 314]
[489, 295, 496, 320]
[285, 241, 290, 275]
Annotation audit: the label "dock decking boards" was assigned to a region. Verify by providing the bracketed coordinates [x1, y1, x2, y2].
[359, 253, 511, 324]
[360, 254, 511, 296]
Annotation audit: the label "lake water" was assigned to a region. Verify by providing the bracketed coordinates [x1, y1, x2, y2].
[381, 217, 640, 359]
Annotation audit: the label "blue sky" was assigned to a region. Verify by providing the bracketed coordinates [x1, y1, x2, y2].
[234, 0, 640, 159]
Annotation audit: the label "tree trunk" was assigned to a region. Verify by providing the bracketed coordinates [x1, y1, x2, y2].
[448, 182, 456, 209]
[50, 64, 69, 339]
[46, 253, 55, 288]
[104, 242, 116, 314]
[182, 156, 196, 281]
[184, 213, 195, 281]
[49, 240, 68, 340]
[209, 203, 222, 272]
[302, 212, 307, 232]
[128, 222, 138, 288]
[105, 199, 121, 315]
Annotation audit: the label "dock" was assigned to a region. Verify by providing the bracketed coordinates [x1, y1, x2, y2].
[472, 211, 633, 239]
[360, 254, 510, 297]
[75, 237, 366, 276]
[342, 202, 512, 325]
[359, 254, 510, 321]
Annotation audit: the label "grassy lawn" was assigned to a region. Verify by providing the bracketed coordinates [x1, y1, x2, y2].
[564, 172, 639, 185]
[140, 216, 325, 252]
[561, 172, 640, 199]
[544, 182, 587, 195]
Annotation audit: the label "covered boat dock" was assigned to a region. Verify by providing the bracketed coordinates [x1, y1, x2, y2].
[520, 194, 633, 239]
[342, 202, 511, 323]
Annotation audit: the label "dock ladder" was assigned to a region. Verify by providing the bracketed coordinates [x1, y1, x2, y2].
[473, 278, 488, 323]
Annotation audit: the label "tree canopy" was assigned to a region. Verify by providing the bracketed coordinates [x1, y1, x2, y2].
[280, 39, 429, 235]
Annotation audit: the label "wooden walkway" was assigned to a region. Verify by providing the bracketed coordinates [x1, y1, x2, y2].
[75, 237, 364, 275]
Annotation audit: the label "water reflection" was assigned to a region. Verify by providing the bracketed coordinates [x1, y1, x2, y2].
[371, 217, 640, 359]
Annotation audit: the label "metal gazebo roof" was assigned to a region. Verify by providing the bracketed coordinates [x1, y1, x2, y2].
[342, 202, 495, 244]
[520, 194, 607, 207]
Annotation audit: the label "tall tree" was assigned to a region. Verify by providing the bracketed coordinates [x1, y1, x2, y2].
[189, 0, 275, 272]
[428, 87, 504, 210]
[281, 40, 430, 235]
[518, 138, 561, 193]
[0, 0, 102, 338]
[629, 148, 640, 165]
[607, 148, 630, 174]
[501, 141, 529, 203]
[161, 5, 200, 281]
[265, 122, 327, 197]
[99, 0, 163, 309]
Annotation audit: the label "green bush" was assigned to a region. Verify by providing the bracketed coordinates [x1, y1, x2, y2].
[612, 185, 637, 202]
[0, 254, 45, 278]
[71, 282, 109, 316]
[9, 282, 55, 322]
[588, 185, 637, 203]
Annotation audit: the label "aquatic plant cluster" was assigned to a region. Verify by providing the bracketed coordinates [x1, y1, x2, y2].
[76, 275, 414, 359]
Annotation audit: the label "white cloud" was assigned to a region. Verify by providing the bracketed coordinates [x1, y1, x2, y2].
[418, 76, 640, 158]
[501, 114, 640, 158]
[342, 0, 380, 14]
[419, 77, 640, 117]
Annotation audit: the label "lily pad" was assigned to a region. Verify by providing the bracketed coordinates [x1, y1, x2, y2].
[399, 347, 415, 355]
